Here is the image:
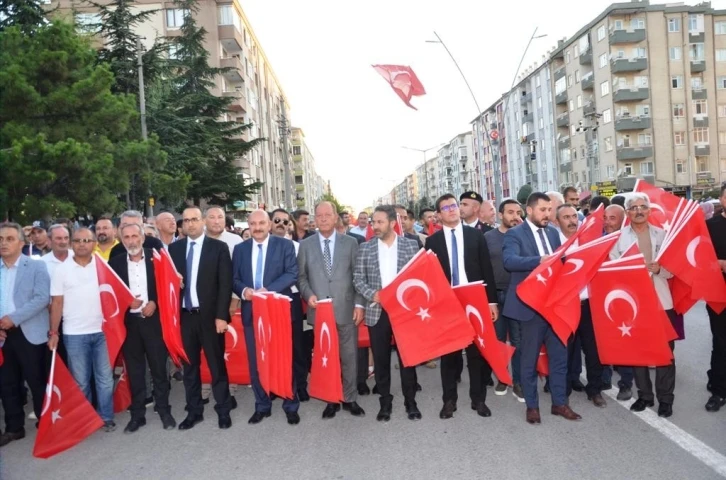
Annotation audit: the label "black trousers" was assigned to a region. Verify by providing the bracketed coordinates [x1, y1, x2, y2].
[634, 309, 677, 404]
[122, 314, 171, 419]
[441, 343, 491, 404]
[567, 300, 603, 397]
[369, 311, 417, 406]
[1, 328, 46, 433]
[291, 293, 308, 391]
[181, 311, 231, 415]
[357, 347, 369, 386]
[708, 304, 726, 398]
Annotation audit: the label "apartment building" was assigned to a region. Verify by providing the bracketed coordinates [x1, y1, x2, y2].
[291, 127, 323, 212]
[414, 158, 439, 204]
[434, 132, 474, 200]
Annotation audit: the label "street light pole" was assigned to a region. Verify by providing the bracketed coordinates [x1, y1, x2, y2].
[137, 37, 153, 218]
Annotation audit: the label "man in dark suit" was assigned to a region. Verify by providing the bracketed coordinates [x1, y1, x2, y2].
[109, 224, 175, 433]
[425, 194, 499, 419]
[460, 192, 493, 233]
[232, 210, 300, 425]
[169, 207, 234, 430]
[338, 217, 364, 245]
[110, 210, 164, 258]
[502, 192, 582, 425]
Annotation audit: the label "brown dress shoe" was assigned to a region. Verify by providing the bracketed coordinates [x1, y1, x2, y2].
[551, 404, 582, 420]
[526, 408, 541, 424]
[588, 393, 607, 408]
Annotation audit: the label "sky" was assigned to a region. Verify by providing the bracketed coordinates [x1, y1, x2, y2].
[241, 0, 725, 211]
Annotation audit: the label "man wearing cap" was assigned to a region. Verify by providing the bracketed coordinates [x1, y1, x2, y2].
[460, 192, 492, 234]
[22, 222, 50, 257]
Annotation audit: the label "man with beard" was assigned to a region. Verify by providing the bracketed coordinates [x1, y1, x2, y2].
[93, 217, 118, 261]
[110, 211, 164, 259]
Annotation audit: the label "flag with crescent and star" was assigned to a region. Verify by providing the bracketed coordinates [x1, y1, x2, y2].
[201, 312, 251, 385]
[153, 249, 190, 366]
[113, 356, 132, 413]
[629, 179, 681, 231]
[537, 346, 549, 377]
[252, 293, 273, 395]
[379, 250, 475, 367]
[309, 300, 344, 403]
[372, 64, 426, 110]
[453, 282, 515, 386]
[269, 293, 294, 400]
[95, 253, 134, 366]
[33, 350, 104, 459]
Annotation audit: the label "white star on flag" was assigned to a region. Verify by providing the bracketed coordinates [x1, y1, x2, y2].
[536, 274, 547, 285]
[416, 307, 431, 322]
[477, 336, 485, 348]
[322, 354, 328, 367]
[618, 322, 632, 337]
[52, 410, 62, 424]
[224, 353, 230, 361]
[261, 349, 265, 361]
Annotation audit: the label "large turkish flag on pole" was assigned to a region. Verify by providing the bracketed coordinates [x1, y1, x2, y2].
[94, 253, 134, 365]
[153, 249, 189, 366]
[379, 250, 475, 367]
[33, 350, 105, 459]
[309, 300, 344, 403]
[372, 64, 426, 110]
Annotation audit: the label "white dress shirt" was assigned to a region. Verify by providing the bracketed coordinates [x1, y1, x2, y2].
[127, 255, 149, 313]
[185, 234, 205, 309]
[219, 230, 243, 258]
[465, 219, 479, 228]
[251, 234, 270, 289]
[559, 231, 589, 300]
[42, 250, 74, 280]
[0, 257, 20, 317]
[443, 222, 469, 286]
[526, 219, 553, 256]
[377, 236, 399, 288]
[349, 226, 367, 237]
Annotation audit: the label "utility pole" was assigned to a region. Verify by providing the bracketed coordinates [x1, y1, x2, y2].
[277, 106, 293, 210]
[576, 110, 602, 195]
[137, 37, 153, 217]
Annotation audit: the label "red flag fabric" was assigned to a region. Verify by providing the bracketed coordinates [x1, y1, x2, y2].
[357, 321, 394, 348]
[379, 250, 475, 367]
[537, 347, 549, 377]
[0, 347, 3, 367]
[372, 64, 426, 110]
[33, 351, 104, 459]
[309, 300, 344, 403]
[576, 204, 605, 245]
[670, 277, 697, 315]
[113, 358, 132, 413]
[453, 282, 515, 386]
[252, 294, 272, 395]
[427, 222, 443, 236]
[365, 224, 375, 241]
[634, 179, 681, 230]
[589, 262, 674, 367]
[394, 213, 404, 236]
[269, 294, 294, 400]
[153, 249, 189, 366]
[201, 312, 250, 385]
[94, 253, 134, 365]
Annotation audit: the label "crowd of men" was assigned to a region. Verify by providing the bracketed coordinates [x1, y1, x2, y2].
[0, 184, 724, 449]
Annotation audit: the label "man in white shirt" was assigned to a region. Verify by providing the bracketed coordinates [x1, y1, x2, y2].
[42, 224, 74, 280]
[348, 212, 369, 237]
[48, 228, 116, 432]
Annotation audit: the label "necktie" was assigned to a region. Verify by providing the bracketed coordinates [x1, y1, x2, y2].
[323, 239, 332, 276]
[184, 241, 196, 309]
[451, 229, 460, 286]
[254, 244, 263, 290]
[537, 229, 550, 255]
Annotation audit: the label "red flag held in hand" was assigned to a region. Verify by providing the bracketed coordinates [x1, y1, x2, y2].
[633, 179, 681, 230]
[309, 300, 344, 403]
[394, 213, 404, 237]
[372, 64, 426, 110]
[153, 249, 189, 366]
[113, 358, 132, 413]
[95, 253, 134, 365]
[453, 282, 515, 386]
[537, 347, 549, 377]
[201, 312, 250, 385]
[252, 294, 273, 395]
[365, 223, 375, 241]
[252, 294, 294, 399]
[33, 351, 104, 459]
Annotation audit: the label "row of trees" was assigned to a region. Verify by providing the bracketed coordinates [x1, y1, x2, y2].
[0, 0, 261, 223]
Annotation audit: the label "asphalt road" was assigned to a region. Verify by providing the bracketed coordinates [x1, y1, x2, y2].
[1, 303, 725, 480]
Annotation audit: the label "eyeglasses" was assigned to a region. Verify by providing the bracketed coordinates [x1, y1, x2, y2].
[273, 218, 290, 225]
[182, 217, 201, 224]
[627, 205, 649, 212]
[440, 204, 459, 213]
[72, 238, 95, 244]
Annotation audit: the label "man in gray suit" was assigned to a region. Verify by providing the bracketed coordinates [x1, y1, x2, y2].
[354, 205, 422, 422]
[297, 201, 366, 419]
[0, 222, 51, 447]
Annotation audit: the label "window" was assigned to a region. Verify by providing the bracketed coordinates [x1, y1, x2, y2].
[634, 47, 647, 58]
[621, 135, 632, 147]
[575, 70, 580, 83]
[638, 133, 652, 145]
[577, 95, 582, 108]
[166, 8, 188, 29]
[537, 96, 542, 108]
[634, 76, 649, 88]
[697, 158, 708, 172]
[716, 21, 726, 35]
[567, 75, 573, 88]
[574, 45, 580, 58]
[571, 125, 577, 136]
[673, 104, 684, 117]
[690, 43, 705, 61]
[669, 47, 681, 60]
[614, 20, 624, 30]
[607, 165, 615, 179]
[218, 5, 241, 30]
[555, 77, 566, 95]
[674, 131, 686, 145]
[597, 25, 606, 41]
[624, 163, 633, 175]
[599, 53, 608, 68]
[668, 18, 680, 32]
[566, 51, 571, 64]
[692, 76, 703, 89]
[168, 44, 180, 60]
[693, 99, 707, 115]
[292, 146, 301, 156]
[631, 18, 645, 29]
[75, 13, 101, 34]
[601, 81, 610, 97]
[604, 137, 613, 152]
[539, 118, 544, 129]
[569, 99, 575, 112]
[717, 50, 726, 62]
[689, 14, 703, 32]
[693, 128, 709, 144]
[536, 76, 541, 87]
[603, 109, 612, 124]
[676, 161, 685, 174]
[671, 76, 683, 89]
[719, 105, 726, 117]
[640, 161, 654, 174]
[720, 131, 726, 145]
[719, 77, 726, 89]
[636, 105, 650, 116]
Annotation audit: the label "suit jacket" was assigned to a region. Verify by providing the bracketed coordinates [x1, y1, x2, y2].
[169, 236, 233, 323]
[110, 236, 164, 259]
[232, 235, 298, 327]
[297, 232, 364, 326]
[403, 232, 424, 249]
[424, 225, 497, 303]
[5, 255, 50, 345]
[475, 220, 494, 234]
[353, 236, 420, 326]
[502, 222, 561, 322]
[346, 231, 365, 245]
[108, 248, 159, 319]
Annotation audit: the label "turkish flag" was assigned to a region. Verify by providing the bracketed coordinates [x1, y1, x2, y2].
[270, 294, 294, 400]
[365, 224, 375, 241]
[621, 240, 641, 259]
[252, 293, 273, 395]
[394, 213, 404, 236]
[33, 351, 104, 459]
[427, 222, 443, 236]
[379, 250, 475, 367]
[670, 277, 697, 315]
[537, 346, 549, 377]
[201, 312, 250, 385]
[576, 204, 605, 245]
[309, 300, 344, 403]
[94, 253, 134, 365]
[453, 282, 515, 386]
[633, 179, 681, 230]
[152, 249, 189, 367]
[589, 262, 674, 367]
[372, 64, 426, 110]
[113, 357, 132, 413]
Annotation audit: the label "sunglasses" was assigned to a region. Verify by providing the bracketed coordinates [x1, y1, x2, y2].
[273, 218, 290, 226]
[72, 238, 95, 244]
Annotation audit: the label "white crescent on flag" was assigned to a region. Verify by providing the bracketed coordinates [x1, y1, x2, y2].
[396, 279, 431, 311]
[227, 325, 238, 349]
[686, 236, 701, 268]
[169, 284, 178, 327]
[604, 289, 637, 324]
[465, 305, 485, 335]
[257, 316, 266, 361]
[99, 284, 120, 318]
[41, 384, 62, 417]
[564, 258, 585, 275]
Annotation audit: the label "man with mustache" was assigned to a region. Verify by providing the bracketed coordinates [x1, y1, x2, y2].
[93, 218, 118, 261]
[110, 211, 164, 259]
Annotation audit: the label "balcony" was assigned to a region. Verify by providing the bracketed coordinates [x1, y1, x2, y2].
[611, 57, 648, 73]
[692, 88, 707, 100]
[522, 111, 534, 123]
[295, 184, 305, 192]
[613, 86, 649, 102]
[554, 66, 566, 81]
[690, 60, 706, 73]
[581, 73, 594, 90]
[556, 112, 570, 127]
[579, 50, 592, 65]
[584, 101, 597, 116]
[220, 56, 244, 82]
[616, 145, 653, 161]
[693, 116, 709, 128]
[218, 24, 245, 53]
[614, 115, 651, 131]
[560, 162, 572, 173]
[222, 90, 247, 112]
[689, 31, 705, 43]
[559, 135, 570, 149]
[525, 132, 535, 143]
[555, 91, 568, 104]
[609, 28, 646, 45]
[695, 144, 710, 156]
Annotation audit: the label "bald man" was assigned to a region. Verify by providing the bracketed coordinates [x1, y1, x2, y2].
[156, 212, 177, 248]
[604, 204, 625, 235]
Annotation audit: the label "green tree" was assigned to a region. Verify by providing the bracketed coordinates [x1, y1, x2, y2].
[319, 192, 343, 214]
[517, 184, 533, 205]
[0, 0, 47, 35]
[415, 196, 432, 218]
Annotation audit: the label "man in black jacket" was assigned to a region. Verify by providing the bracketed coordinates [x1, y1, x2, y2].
[110, 210, 164, 258]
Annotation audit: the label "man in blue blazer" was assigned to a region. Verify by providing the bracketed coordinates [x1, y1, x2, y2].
[0, 222, 51, 446]
[232, 210, 300, 425]
[502, 192, 582, 425]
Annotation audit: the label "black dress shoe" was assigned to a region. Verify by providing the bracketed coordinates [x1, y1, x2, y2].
[439, 401, 457, 419]
[658, 403, 673, 418]
[322, 403, 340, 419]
[248, 411, 271, 424]
[342, 402, 365, 417]
[357, 383, 370, 396]
[405, 402, 422, 421]
[160, 413, 177, 430]
[218, 414, 232, 429]
[471, 401, 492, 417]
[0, 429, 25, 447]
[297, 390, 310, 402]
[124, 417, 146, 434]
[630, 398, 655, 412]
[706, 395, 726, 412]
[416, 383, 422, 392]
[571, 380, 585, 392]
[372, 384, 379, 395]
[178, 414, 203, 430]
[172, 371, 183, 382]
[286, 412, 300, 425]
[376, 404, 392, 422]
